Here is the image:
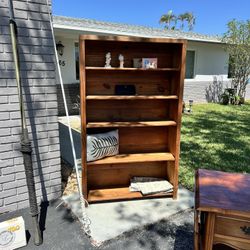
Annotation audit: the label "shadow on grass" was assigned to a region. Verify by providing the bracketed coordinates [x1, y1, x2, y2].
[180, 103, 250, 190]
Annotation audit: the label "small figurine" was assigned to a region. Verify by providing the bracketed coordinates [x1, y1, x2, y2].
[119, 54, 124, 68]
[105, 52, 111, 68]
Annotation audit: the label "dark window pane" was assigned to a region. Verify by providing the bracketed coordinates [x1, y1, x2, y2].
[75, 43, 79, 80]
[185, 50, 195, 79]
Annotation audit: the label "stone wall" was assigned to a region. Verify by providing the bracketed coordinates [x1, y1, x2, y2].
[184, 79, 250, 104]
[57, 83, 79, 116]
[0, 0, 61, 213]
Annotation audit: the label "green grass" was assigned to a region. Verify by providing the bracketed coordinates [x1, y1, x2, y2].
[180, 102, 250, 190]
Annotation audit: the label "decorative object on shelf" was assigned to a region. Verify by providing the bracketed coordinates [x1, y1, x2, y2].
[119, 54, 124, 68]
[104, 52, 112, 68]
[56, 41, 64, 56]
[142, 58, 158, 69]
[87, 129, 119, 162]
[133, 58, 142, 68]
[115, 84, 136, 95]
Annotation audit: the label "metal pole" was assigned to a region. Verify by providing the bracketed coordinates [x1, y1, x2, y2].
[8, 0, 42, 246]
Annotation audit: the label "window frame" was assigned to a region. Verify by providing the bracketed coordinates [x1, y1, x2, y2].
[75, 42, 79, 81]
[185, 50, 196, 79]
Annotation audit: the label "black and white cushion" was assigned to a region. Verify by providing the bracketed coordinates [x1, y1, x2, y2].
[87, 130, 119, 162]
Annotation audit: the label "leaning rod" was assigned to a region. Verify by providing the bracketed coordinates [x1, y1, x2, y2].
[8, 0, 42, 246]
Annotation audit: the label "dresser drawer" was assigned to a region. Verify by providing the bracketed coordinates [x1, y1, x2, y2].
[215, 215, 250, 239]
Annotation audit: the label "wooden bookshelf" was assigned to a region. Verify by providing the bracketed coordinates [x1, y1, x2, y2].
[79, 35, 186, 202]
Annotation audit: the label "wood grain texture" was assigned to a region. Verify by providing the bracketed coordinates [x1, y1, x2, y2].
[87, 120, 177, 128]
[80, 34, 186, 44]
[87, 152, 175, 165]
[196, 169, 250, 215]
[88, 162, 173, 189]
[118, 127, 169, 154]
[86, 70, 173, 96]
[215, 215, 250, 240]
[86, 100, 172, 122]
[203, 213, 215, 250]
[79, 39, 88, 199]
[80, 35, 186, 202]
[172, 42, 186, 199]
[85, 67, 179, 71]
[88, 187, 173, 203]
[86, 95, 178, 100]
[214, 234, 250, 250]
[195, 169, 250, 250]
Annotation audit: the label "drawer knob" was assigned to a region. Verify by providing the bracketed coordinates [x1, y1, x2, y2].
[240, 226, 250, 235]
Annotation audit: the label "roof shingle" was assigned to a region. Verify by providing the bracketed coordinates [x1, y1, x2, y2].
[53, 15, 221, 43]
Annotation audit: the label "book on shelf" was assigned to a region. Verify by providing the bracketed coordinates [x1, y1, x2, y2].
[129, 177, 173, 195]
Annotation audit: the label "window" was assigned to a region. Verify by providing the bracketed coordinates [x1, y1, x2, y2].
[75, 43, 79, 80]
[228, 55, 234, 78]
[185, 50, 195, 79]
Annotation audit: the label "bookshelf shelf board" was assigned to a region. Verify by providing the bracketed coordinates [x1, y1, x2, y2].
[88, 187, 173, 202]
[87, 152, 175, 166]
[86, 95, 178, 100]
[85, 66, 180, 72]
[87, 121, 177, 128]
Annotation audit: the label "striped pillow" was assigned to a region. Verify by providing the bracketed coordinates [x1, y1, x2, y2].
[87, 130, 119, 162]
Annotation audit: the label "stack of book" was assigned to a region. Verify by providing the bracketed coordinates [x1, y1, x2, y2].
[129, 177, 173, 195]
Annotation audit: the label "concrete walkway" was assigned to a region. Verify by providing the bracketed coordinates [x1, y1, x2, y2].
[0, 200, 194, 250]
[63, 186, 194, 243]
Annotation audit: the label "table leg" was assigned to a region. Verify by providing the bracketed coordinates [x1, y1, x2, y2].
[194, 209, 200, 250]
[203, 212, 216, 250]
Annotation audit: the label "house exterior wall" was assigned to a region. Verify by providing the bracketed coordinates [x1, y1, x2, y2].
[54, 37, 230, 84]
[0, 0, 61, 213]
[187, 41, 229, 81]
[54, 34, 249, 111]
[56, 38, 77, 84]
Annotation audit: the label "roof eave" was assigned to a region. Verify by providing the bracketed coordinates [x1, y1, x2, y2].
[53, 23, 222, 44]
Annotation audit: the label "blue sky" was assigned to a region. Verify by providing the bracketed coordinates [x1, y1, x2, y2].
[52, 0, 250, 36]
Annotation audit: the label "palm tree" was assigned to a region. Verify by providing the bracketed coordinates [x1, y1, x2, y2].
[178, 13, 188, 30]
[159, 10, 176, 30]
[186, 12, 196, 31]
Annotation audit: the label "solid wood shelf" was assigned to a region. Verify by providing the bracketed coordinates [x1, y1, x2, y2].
[86, 95, 178, 100]
[88, 187, 173, 202]
[85, 66, 180, 71]
[87, 120, 177, 128]
[87, 152, 175, 166]
[80, 35, 186, 202]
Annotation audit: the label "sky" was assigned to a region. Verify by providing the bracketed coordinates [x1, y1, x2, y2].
[52, 0, 250, 36]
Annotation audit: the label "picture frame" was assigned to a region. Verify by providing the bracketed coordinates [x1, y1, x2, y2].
[142, 58, 158, 69]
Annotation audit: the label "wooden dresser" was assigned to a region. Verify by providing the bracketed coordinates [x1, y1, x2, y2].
[194, 169, 250, 250]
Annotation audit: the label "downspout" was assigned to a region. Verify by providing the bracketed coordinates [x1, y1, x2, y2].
[8, 0, 42, 246]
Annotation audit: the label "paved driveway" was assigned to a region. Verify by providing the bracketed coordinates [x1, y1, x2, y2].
[0, 200, 193, 250]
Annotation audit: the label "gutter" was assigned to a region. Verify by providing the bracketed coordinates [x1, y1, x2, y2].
[53, 23, 223, 44]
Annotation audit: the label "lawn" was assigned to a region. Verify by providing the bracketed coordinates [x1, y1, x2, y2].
[179, 101, 250, 190]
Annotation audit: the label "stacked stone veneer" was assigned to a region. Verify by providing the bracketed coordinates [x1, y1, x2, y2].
[0, 0, 61, 213]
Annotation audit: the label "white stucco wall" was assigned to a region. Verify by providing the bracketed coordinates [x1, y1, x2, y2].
[55, 33, 230, 84]
[187, 41, 229, 81]
[55, 37, 78, 84]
